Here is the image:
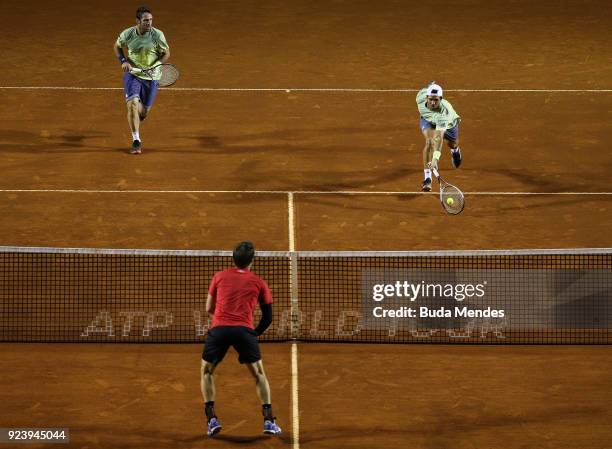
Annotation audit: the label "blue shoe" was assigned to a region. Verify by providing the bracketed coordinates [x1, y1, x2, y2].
[422, 178, 432, 192]
[451, 148, 462, 168]
[207, 417, 222, 437]
[263, 419, 282, 435]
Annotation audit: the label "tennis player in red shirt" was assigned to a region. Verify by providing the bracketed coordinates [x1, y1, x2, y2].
[201, 241, 282, 437]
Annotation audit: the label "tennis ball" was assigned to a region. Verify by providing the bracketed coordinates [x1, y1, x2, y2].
[446, 197, 455, 206]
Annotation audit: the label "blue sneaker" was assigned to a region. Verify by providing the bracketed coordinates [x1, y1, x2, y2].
[207, 417, 222, 437]
[263, 420, 282, 435]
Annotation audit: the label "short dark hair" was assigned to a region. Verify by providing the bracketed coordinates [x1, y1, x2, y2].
[233, 241, 255, 269]
[136, 6, 152, 20]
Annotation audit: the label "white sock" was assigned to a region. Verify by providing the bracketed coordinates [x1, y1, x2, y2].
[132, 131, 140, 141]
[424, 169, 432, 180]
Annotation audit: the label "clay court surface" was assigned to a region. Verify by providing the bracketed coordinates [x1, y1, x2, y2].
[1, 0, 611, 448]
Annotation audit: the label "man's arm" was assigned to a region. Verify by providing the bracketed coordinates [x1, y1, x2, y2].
[155, 30, 171, 64]
[254, 300, 273, 336]
[415, 87, 428, 105]
[149, 47, 170, 68]
[206, 293, 216, 316]
[429, 128, 445, 171]
[159, 47, 170, 63]
[113, 44, 132, 73]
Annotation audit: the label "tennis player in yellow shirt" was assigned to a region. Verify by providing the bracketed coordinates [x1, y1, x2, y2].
[113, 6, 170, 154]
[416, 82, 462, 191]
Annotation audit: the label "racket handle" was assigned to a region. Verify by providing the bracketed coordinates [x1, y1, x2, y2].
[431, 167, 440, 179]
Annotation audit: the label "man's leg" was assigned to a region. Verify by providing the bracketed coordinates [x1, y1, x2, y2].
[138, 105, 152, 122]
[448, 140, 462, 168]
[421, 128, 436, 192]
[201, 360, 222, 436]
[126, 98, 140, 133]
[201, 360, 217, 403]
[138, 80, 158, 123]
[247, 361, 282, 435]
[128, 80, 158, 153]
[247, 360, 271, 404]
[123, 73, 144, 154]
[444, 126, 461, 168]
[126, 98, 142, 154]
[201, 328, 229, 438]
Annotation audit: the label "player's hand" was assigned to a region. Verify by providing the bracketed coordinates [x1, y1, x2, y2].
[121, 62, 133, 73]
[428, 160, 438, 171]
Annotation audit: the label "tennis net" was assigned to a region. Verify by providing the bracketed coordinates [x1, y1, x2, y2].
[1, 247, 610, 344]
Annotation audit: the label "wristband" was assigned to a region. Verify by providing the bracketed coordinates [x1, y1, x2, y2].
[118, 55, 127, 64]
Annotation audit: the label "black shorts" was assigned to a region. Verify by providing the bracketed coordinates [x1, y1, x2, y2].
[202, 326, 261, 365]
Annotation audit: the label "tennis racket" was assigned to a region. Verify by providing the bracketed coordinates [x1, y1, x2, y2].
[431, 166, 465, 215]
[130, 63, 179, 87]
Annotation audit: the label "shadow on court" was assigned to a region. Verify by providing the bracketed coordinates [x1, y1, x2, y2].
[494, 167, 605, 193]
[213, 434, 289, 444]
[0, 129, 210, 155]
[0, 129, 127, 154]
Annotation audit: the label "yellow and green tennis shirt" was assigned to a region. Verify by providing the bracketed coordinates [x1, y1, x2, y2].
[116, 27, 169, 80]
[416, 88, 460, 129]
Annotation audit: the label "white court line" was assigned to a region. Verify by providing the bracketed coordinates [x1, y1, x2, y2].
[286, 192, 300, 449]
[288, 192, 300, 449]
[291, 343, 300, 449]
[1, 189, 612, 195]
[0, 86, 611, 93]
[288, 193, 296, 251]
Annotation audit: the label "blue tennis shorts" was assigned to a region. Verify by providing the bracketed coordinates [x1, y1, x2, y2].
[123, 73, 159, 108]
[419, 117, 459, 142]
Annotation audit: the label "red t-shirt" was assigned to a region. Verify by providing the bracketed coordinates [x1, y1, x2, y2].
[208, 267, 273, 328]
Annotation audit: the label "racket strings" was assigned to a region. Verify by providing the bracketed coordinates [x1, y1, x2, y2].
[158, 65, 179, 87]
[440, 185, 465, 215]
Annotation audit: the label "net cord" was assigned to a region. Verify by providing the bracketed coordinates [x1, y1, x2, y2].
[2, 246, 612, 257]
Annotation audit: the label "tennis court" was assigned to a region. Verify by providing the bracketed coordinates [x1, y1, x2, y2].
[1, 0, 611, 448]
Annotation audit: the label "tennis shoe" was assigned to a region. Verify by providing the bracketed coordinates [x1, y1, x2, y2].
[263, 419, 282, 435]
[421, 178, 432, 192]
[207, 417, 222, 437]
[130, 140, 142, 155]
[451, 148, 462, 168]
